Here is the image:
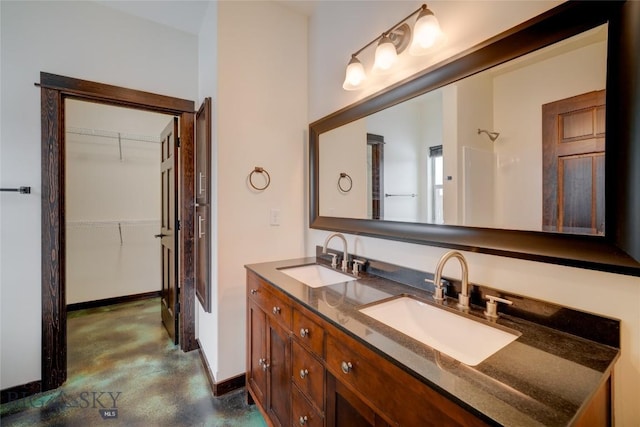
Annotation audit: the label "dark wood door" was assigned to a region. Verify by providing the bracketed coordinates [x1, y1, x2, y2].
[160, 117, 179, 344]
[266, 318, 291, 427]
[543, 90, 605, 235]
[367, 133, 384, 220]
[247, 299, 267, 407]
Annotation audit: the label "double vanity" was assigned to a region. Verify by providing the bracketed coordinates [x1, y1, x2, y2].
[245, 241, 619, 426]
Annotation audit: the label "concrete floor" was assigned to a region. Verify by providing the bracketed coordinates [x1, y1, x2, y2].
[1, 298, 266, 427]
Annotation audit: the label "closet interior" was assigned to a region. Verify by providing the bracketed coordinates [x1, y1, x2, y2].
[65, 99, 173, 305]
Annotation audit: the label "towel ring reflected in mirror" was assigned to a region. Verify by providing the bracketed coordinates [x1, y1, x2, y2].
[338, 172, 352, 193]
[249, 166, 270, 191]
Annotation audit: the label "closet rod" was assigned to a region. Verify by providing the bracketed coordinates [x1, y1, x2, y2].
[66, 126, 161, 144]
[66, 219, 160, 228]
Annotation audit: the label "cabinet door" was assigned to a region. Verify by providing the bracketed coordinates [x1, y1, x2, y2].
[247, 300, 267, 407]
[266, 318, 291, 427]
[195, 205, 210, 312]
[195, 97, 211, 205]
[326, 373, 391, 427]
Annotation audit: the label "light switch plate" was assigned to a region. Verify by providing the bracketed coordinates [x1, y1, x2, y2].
[269, 208, 281, 226]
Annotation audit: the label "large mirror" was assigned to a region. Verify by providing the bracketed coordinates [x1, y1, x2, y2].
[310, 1, 640, 276]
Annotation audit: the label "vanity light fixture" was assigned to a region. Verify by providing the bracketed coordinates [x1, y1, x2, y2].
[477, 128, 500, 142]
[373, 34, 399, 73]
[342, 4, 443, 90]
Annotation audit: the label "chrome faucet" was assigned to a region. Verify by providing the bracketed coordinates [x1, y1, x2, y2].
[323, 233, 349, 272]
[433, 251, 470, 310]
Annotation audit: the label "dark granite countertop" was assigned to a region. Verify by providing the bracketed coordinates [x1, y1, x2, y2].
[245, 256, 620, 427]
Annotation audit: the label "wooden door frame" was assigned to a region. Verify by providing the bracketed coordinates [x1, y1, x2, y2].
[39, 72, 197, 391]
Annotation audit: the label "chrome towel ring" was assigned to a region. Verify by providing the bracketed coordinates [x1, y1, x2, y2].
[249, 166, 270, 191]
[338, 173, 352, 192]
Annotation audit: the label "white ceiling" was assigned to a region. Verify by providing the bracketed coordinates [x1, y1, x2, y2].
[94, 0, 317, 36]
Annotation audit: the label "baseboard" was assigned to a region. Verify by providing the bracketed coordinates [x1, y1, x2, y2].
[196, 339, 246, 397]
[1, 380, 41, 404]
[67, 291, 161, 312]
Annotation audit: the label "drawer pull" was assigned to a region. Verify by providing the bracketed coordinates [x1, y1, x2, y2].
[299, 415, 308, 425]
[341, 361, 353, 374]
[250, 289, 258, 295]
[272, 306, 281, 315]
[299, 369, 309, 379]
[300, 328, 309, 338]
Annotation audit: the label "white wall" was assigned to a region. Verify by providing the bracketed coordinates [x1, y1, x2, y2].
[65, 100, 169, 304]
[319, 120, 368, 219]
[307, 1, 640, 425]
[195, 0, 219, 386]
[455, 72, 495, 227]
[196, 0, 307, 383]
[0, 0, 197, 390]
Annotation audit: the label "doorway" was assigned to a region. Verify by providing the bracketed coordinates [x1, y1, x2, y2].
[40, 72, 197, 391]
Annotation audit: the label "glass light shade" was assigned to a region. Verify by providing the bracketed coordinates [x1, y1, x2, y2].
[409, 9, 442, 55]
[342, 56, 366, 90]
[373, 35, 398, 72]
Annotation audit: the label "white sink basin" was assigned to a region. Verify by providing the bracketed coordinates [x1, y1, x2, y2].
[279, 264, 356, 288]
[359, 296, 519, 366]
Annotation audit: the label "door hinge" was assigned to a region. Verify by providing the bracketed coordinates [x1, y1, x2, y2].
[176, 301, 180, 314]
[177, 220, 181, 230]
[176, 137, 181, 147]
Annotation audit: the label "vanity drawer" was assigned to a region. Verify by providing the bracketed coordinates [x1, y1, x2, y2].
[325, 334, 388, 406]
[292, 340, 324, 410]
[292, 384, 323, 427]
[247, 273, 292, 329]
[326, 331, 490, 427]
[293, 309, 325, 357]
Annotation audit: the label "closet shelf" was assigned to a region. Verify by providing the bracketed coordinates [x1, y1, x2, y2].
[66, 127, 161, 144]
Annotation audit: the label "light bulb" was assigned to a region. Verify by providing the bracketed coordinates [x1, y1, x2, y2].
[342, 56, 366, 90]
[373, 34, 397, 72]
[409, 8, 442, 55]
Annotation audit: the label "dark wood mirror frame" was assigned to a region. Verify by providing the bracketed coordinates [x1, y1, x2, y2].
[310, 1, 640, 277]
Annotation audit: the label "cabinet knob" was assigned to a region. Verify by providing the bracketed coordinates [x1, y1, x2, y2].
[300, 328, 309, 338]
[250, 289, 258, 295]
[299, 415, 308, 425]
[272, 306, 281, 315]
[341, 361, 353, 374]
[299, 369, 309, 379]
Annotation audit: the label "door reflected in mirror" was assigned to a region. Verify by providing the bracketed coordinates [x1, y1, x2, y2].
[318, 24, 607, 236]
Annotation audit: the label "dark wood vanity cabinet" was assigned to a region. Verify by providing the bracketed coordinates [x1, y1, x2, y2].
[246, 271, 493, 427]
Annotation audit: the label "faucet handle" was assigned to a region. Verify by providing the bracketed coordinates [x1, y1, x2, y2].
[484, 295, 513, 320]
[424, 277, 448, 302]
[352, 259, 366, 277]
